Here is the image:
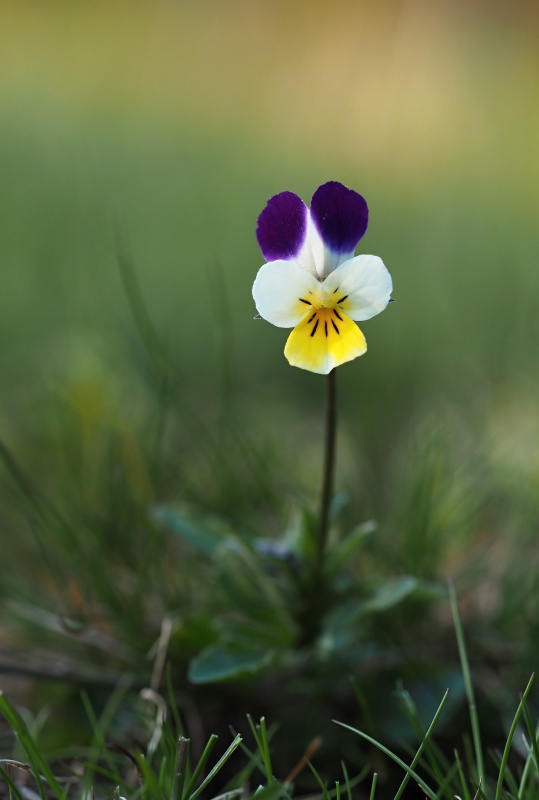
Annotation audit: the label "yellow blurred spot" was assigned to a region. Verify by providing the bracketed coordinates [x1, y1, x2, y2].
[0, 0, 536, 183]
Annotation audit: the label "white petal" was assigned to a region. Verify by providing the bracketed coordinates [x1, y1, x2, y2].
[322, 255, 392, 321]
[288, 212, 326, 278]
[303, 213, 327, 279]
[252, 260, 322, 328]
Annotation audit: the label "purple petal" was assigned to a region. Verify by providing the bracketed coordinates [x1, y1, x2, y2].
[256, 191, 308, 261]
[310, 181, 368, 257]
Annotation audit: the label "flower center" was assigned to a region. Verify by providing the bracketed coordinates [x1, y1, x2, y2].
[297, 289, 350, 337]
[299, 288, 349, 311]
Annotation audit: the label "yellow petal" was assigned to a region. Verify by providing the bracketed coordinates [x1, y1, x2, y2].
[284, 308, 367, 374]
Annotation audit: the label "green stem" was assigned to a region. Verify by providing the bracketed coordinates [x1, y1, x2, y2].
[315, 368, 337, 581]
[299, 369, 337, 646]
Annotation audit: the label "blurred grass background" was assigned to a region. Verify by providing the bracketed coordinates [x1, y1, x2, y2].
[0, 0, 537, 515]
[1, 0, 539, 762]
[1, 0, 538, 402]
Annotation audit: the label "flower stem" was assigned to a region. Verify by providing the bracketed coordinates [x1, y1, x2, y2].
[315, 368, 337, 581]
[299, 369, 337, 646]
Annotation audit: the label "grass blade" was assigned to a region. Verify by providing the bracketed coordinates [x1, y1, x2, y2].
[396, 683, 452, 795]
[189, 734, 242, 800]
[0, 764, 25, 800]
[184, 734, 218, 798]
[136, 753, 166, 800]
[306, 759, 329, 800]
[171, 737, 190, 800]
[494, 674, 534, 800]
[334, 720, 437, 800]
[258, 718, 273, 782]
[454, 749, 472, 800]
[449, 582, 485, 788]
[0, 693, 64, 799]
[393, 689, 449, 800]
[369, 772, 377, 800]
[518, 702, 539, 799]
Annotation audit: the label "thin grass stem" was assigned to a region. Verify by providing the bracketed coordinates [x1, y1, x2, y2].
[306, 760, 329, 800]
[0, 694, 64, 799]
[232, 738, 266, 782]
[259, 718, 273, 782]
[189, 734, 242, 800]
[349, 676, 377, 737]
[369, 772, 377, 800]
[0, 765, 25, 800]
[494, 674, 534, 800]
[397, 687, 454, 800]
[334, 721, 437, 800]
[170, 737, 190, 800]
[393, 689, 449, 800]
[518, 703, 539, 799]
[183, 734, 217, 798]
[454, 749, 472, 800]
[449, 583, 485, 788]
[136, 753, 166, 800]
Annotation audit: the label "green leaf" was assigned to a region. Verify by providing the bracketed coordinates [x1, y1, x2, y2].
[404, 579, 445, 601]
[215, 616, 293, 649]
[152, 505, 227, 553]
[319, 600, 368, 653]
[329, 491, 350, 521]
[320, 576, 443, 655]
[188, 645, 274, 683]
[326, 521, 377, 575]
[361, 577, 419, 613]
[283, 507, 318, 563]
[217, 539, 295, 639]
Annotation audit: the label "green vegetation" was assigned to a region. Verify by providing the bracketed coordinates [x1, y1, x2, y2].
[2, 593, 539, 798]
[1, 1, 539, 797]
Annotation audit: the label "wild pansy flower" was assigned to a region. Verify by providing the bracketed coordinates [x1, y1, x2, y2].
[252, 181, 393, 374]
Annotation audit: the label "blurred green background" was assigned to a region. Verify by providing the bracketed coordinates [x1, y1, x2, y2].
[2, 2, 539, 786]
[1, 0, 539, 723]
[1, 0, 539, 595]
[2, 0, 538, 409]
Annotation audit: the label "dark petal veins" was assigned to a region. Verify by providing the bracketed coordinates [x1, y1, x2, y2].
[256, 191, 308, 261]
[310, 181, 368, 254]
